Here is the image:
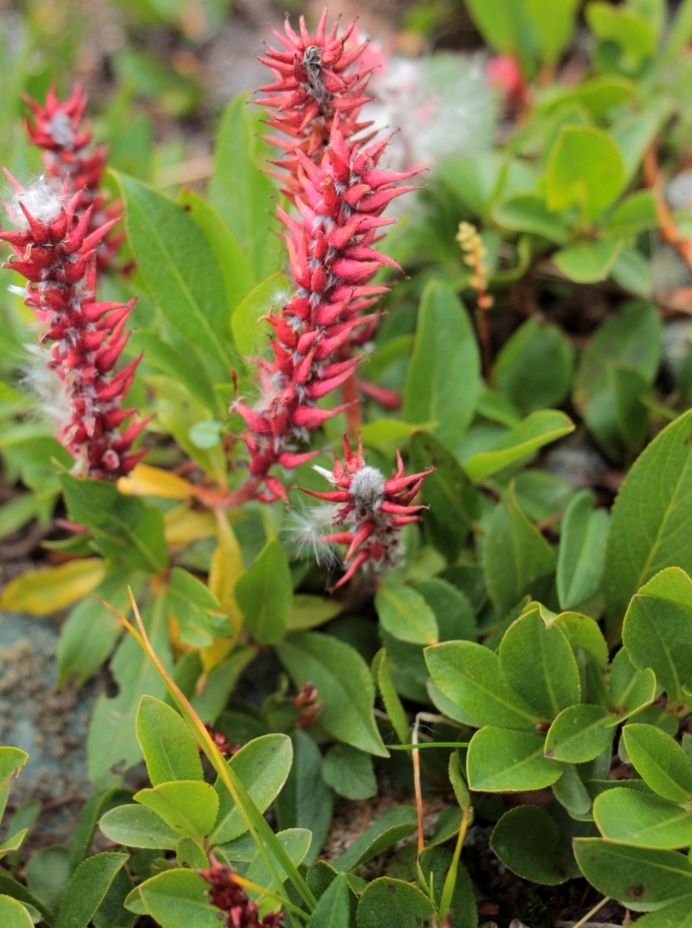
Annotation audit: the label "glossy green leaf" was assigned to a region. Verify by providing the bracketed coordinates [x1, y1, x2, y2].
[587, 3, 658, 69]
[525, 0, 579, 65]
[622, 567, 692, 707]
[425, 641, 539, 730]
[608, 648, 656, 723]
[491, 806, 572, 884]
[605, 190, 659, 236]
[137, 870, 220, 928]
[135, 781, 219, 841]
[230, 272, 293, 357]
[209, 94, 281, 281]
[335, 807, 418, 872]
[546, 126, 626, 225]
[99, 804, 180, 850]
[356, 877, 436, 928]
[246, 827, 311, 896]
[286, 595, 343, 632]
[493, 317, 574, 414]
[465, 410, 575, 480]
[482, 486, 556, 616]
[166, 567, 226, 648]
[543, 74, 635, 118]
[88, 596, 171, 788]
[409, 431, 480, 561]
[60, 474, 168, 574]
[374, 650, 410, 745]
[634, 897, 692, 927]
[605, 411, 692, 634]
[573, 839, 692, 911]
[118, 173, 231, 368]
[235, 539, 292, 645]
[58, 569, 145, 687]
[467, 727, 561, 792]
[0, 749, 28, 790]
[623, 724, 692, 803]
[492, 194, 568, 244]
[611, 248, 653, 298]
[499, 606, 581, 719]
[594, 789, 692, 849]
[553, 238, 624, 283]
[544, 705, 614, 763]
[374, 583, 438, 645]
[403, 280, 480, 451]
[553, 764, 593, 817]
[306, 873, 354, 928]
[176, 837, 209, 871]
[55, 853, 128, 928]
[177, 189, 255, 315]
[276, 632, 388, 757]
[414, 578, 477, 642]
[211, 734, 293, 844]
[0, 896, 34, 928]
[557, 490, 609, 611]
[322, 745, 376, 801]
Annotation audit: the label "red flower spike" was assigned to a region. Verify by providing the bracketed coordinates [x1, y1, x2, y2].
[199, 858, 284, 928]
[0, 180, 146, 480]
[294, 438, 432, 590]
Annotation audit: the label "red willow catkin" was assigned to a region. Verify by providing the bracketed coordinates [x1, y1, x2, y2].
[231, 9, 431, 587]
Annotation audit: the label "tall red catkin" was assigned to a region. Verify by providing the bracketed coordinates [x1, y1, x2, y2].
[24, 85, 123, 270]
[0, 174, 147, 479]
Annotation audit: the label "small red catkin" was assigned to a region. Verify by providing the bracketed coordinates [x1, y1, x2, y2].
[297, 436, 434, 590]
[199, 858, 284, 928]
[0, 173, 147, 479]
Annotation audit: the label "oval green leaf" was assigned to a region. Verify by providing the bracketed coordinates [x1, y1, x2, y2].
[374, 583, 438, 645]
[467, 727, 562, 792]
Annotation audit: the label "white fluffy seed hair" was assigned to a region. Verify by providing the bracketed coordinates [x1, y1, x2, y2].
[5, 177, 63, 230]
[19, 343, 72, 432]
[349, 464, 386, 511]
[284, 503, 341, 568]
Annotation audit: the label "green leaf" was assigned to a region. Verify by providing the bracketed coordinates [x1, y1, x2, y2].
[543, 74, 635, 118]
[605, 190, 659, 236]
[136, 696, 203, 786]
[177, 189, 256, 315]
[136, 782, 219, 842]
[374, 651, 410, 745]
[594, 789, 692, 849]
[0, 896, 34, 928]
[58, 568, 145, 687]
[356, 878, 436, 928]
[604, 411, 692, 634]
[231, 272, 293, 357]
[553, 764, 593, 817]
[176, 837, 209, 871]
[117, 173, 231, 368]
[587, 3, 658, 69]
[491, 806, 572, 884]
[546, 126, 626, 226]
[335, 807, 418, 872]
[306, 873, 354, 928]
[552, 238, 625, 283]
[166, 567, 225, 648]
[409, 431, 480, 561]
[525, 0, 579, 65]
[623, 724, 692, 803]
[493, 317, 574, 414]
[60, 474, 168, 574]
[275, 731, 334, 866]
[664, 0, 692, 62]
[211, 734, 293, 844]
[246, 827, 312, 891]
[467, 727, 562, 792]
[573, 839, 692, 911]
[137, 870, 220, 928]
[287, 595, 343, 632]
[276, 633, 388, 757]
[425, 641, 539, 730]
[209, 94, 282, 281]
[544, 705, 614, 763]
[622, 568, 692, 708]
[88, 595, 171, 788]
[70, 788, 130, 874]
[403, 280, 480, 452]
[635, 898, 692, 927]
[611, 110, 668, 188]
[235, 539, 292, 645]
[25, 846, 70, 915]
[99, 804, 180, 850]
[610, 248, 653, 298]
[482, 486, 556, 616]
[492, 193, 569, 244]
[55, 853, 128, 928]
[573, 302, 661, 463]
[557, 490, 609, 611]
[374, 583, 438, 645]
[322, 745, 376, 801]
[465, 410, 575, 480]
[414, 578, 477, 642]
[499, 606, 581, 719]
[0, 749, 28, 790]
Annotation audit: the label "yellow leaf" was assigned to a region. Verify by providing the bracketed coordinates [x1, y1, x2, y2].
[117, 464, 194, 500]
[164, 505, 216, 548]
[202, 512, 245, 671]
[0, 558, 106, 614]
